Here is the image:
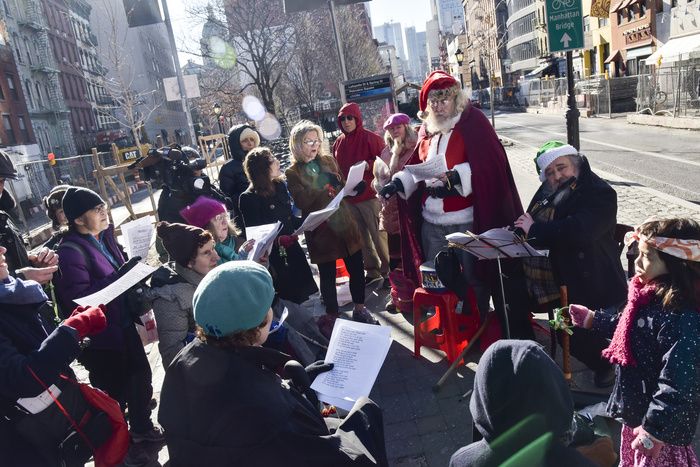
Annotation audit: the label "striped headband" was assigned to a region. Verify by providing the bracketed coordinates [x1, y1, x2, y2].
[625, 230, 700, 262]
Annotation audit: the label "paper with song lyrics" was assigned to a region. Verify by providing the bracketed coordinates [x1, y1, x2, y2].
[74, 262, 157, 307]
[311, 319, 392, 411]
[403, 155, 448, 182]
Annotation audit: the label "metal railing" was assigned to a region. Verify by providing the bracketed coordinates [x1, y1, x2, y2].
[636, 65, 700, 117]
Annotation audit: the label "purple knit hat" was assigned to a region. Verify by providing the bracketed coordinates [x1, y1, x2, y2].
[383, 113, 410, 130]
[179, 196, 227, 228]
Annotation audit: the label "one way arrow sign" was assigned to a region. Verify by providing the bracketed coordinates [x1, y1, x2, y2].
[560, 33, 572, 48]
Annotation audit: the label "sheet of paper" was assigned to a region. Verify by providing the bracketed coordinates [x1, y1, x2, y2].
[343, 161, 368, 196]
[120, 216, 155, 262]
[245, 223, 277, 243]
[446, 228, 546, 260]
[247, 221, 282, 262]
[403, 156, 448, 182]
[291, 203, 340, 237]
[74, 262, 157, 307]
[17, 385, 62, 414]
[311, 319, 392, 411]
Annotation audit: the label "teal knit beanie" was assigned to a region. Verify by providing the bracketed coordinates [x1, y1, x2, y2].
[193, 260, 275, 338]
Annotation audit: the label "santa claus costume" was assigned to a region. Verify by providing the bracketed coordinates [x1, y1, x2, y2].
[386, 71, 531, 338]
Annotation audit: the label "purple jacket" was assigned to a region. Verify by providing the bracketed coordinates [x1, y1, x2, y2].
[55, 225, 127, 350]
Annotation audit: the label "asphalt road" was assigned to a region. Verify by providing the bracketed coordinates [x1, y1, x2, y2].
[488, 110, 700, 204]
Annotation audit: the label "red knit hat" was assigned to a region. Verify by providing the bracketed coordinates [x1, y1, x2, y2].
[419, 70, 459, 112]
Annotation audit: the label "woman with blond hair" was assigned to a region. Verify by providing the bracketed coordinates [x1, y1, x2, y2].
[285, 120, 379, 338]
[373, 114, 418, 312]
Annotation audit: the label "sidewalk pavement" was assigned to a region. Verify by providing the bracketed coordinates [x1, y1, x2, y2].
[83, 135, 700, 467]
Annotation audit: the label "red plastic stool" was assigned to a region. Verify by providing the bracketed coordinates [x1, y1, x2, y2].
[412, 287, 481, 363]
[335, 259, 350, 284]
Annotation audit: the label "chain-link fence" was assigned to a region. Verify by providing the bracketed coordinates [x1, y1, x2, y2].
[493, 74, 643, 116]
[636, 64, 700, 117]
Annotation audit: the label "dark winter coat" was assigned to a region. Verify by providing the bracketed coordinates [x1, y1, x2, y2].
[0, 190, 30, 275]
[0, 279, 80, 466]
[219, 124, 259, 205]
[239, 180, 318, 303]
[592, 300, 700, 445]
[450, 340, 594, 467]
[54, 225, 129, 350]
[285, 155, 362, 265]
[527, 157, 627, 309]
[159, 340, 387, 467]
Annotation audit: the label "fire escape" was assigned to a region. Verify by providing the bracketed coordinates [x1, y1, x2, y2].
[19, 0, 76, 156]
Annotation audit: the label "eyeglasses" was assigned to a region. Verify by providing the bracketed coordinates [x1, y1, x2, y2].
[429, 98, 451, 108]
[213, 213, 228, 223]
[92, 205, 107, 214]
[303, 139, 321, 147]
[339, 115, 354, 122]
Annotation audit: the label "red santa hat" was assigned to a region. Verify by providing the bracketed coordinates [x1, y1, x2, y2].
[419, 70, 460, 112]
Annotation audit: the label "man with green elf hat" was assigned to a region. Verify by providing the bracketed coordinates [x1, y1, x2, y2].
[514, 140, 627, 388]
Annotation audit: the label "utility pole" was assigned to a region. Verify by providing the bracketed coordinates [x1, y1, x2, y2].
[161, 0, 197, 145]
[329, 0, 348, 82]
[565, 51, 580, 149]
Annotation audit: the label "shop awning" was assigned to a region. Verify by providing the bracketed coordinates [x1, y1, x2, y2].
[645, 33, 700, 65]
[626, 45, 653, 59]
[525, 62, 553, 78]
[604, 49, 621, 63]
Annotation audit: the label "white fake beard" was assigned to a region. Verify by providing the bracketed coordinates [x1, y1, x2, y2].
[424, 111, 461, 135]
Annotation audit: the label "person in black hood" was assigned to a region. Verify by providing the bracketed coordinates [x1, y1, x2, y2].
[0, 151, 58, 284]
[219, 124, 261, 232]
[450, 340, 595, 467]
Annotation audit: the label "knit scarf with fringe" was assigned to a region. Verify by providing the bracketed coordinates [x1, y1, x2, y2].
[601, 275, 657, 367]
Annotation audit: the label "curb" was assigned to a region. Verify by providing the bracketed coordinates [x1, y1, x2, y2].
[499, 134, 700, 217]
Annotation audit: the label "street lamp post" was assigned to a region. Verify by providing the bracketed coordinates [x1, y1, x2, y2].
[455, 49, 465, 89]
[213, 103, 224, 135]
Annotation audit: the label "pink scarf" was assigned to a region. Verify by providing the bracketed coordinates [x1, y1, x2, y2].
[601, 276, 657, 367]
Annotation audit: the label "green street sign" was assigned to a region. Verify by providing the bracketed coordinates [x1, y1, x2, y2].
[545, 0, 584, 52]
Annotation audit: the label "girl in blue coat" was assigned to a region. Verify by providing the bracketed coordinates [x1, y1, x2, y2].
[569, 218, 700, 466]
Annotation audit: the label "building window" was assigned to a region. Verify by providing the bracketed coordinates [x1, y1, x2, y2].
[24, 80, 33, 108]
[627, 7, 634, 21]
[3, 115, 16, 145]
[35, 82, 43, 107]
[17, 116, 29, 142]
[7, 75, 18, 100]
[617, 10, 624, 23]
[584, 16, 591, 32]
[600, 17, 609, 26]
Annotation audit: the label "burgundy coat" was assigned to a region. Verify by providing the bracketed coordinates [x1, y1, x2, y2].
[398, 105, 524, 284]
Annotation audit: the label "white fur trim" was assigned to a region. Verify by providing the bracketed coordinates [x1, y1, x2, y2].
[451, 162, 472, 197]
[536, 144, 577, 181]
[394, 170, 417, 200]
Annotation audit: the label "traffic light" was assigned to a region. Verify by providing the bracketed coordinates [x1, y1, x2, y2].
[48, 152, 56, 166]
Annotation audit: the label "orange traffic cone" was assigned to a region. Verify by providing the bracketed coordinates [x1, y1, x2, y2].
[335, 259, 350, 284]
